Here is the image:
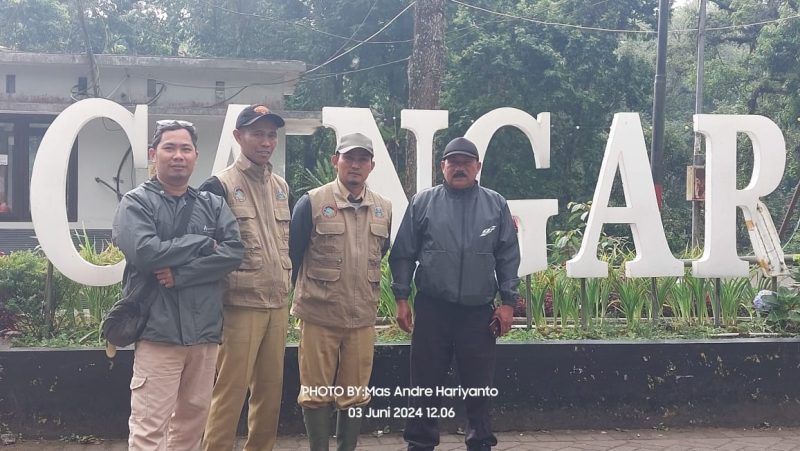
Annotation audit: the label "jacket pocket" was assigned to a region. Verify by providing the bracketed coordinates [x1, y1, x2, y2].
[316, 221, 346, 235]
[129, 376, 148, 420]
[275, 206, 291, 269]
[369, 222, 390, 258]
[231, 205, 263, 271]
[275, 206, 291, 241]
[307, 266, 341, 282]
[417, 250, 451, 298]
[310, 222, 346, 258]
[368, 258, 382, 283]
[369, 222, 389, 238]
[238, 232, 264, 270]
[462, 252, 498, 303]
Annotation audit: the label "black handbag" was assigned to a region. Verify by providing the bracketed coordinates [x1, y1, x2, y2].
[102, 195, 197, 349]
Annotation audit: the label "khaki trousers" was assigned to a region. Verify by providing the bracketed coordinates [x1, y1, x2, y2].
[297, 321, 375, 409]
[128, 340, 218, 451]
[204, 305, 288, 451]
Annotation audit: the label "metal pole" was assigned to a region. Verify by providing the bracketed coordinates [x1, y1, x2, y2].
[526, 275, 533, 330]
[650, 0, 671, 208]
[713, 278, 722, 326]
[580, 278, 588, 329]
[778, 180, 800, 242]
[45, 261, 55, 337]
[691, 0, 707, 248]
[650, 277, 659, 322]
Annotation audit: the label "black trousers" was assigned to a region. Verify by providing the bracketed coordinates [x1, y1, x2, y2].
[403, 297, 498, 451]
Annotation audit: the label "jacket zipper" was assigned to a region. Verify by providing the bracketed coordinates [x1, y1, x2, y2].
[353, 206, 360, 327]
[174, 198, 184, 345]
[457, 195, 466, 303]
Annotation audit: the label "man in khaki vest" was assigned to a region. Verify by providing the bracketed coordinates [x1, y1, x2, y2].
[289, 132, 392, 451]
[201, 105, 291, 451]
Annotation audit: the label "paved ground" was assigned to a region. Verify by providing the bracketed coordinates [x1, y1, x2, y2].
[7, 427, 800, 450]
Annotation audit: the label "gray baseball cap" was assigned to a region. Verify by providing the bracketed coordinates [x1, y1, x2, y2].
[336, 132, 374, 155]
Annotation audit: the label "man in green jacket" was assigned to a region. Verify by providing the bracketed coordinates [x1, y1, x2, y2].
[112, 120, 243, 450]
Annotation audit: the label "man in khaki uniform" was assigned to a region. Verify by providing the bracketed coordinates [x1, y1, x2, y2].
[289, 132, 391, 451]
[201, 105, 291, 451]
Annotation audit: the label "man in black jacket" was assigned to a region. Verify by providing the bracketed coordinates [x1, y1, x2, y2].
[389, 137, 520, 451]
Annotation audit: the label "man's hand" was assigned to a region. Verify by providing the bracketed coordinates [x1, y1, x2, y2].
[396, 299, 413, 333]
[493, 304, 514, 337]
[154, 268, 175, 288]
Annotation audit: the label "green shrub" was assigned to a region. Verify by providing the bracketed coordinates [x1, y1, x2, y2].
[0, 250, 48, 336]
[1, 234, 123, 344]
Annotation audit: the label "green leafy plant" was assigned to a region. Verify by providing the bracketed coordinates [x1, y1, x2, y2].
[652, 276, 675, 320]
[718, 278, 753, 326]
[585, 277, 612, 324]
[548, 267, 579, 328]
[0, 250, 48, 337]
[293, 157, 336, 198]
[615, 277, 647, 330]
[756, 287, 800, 332]
[376, 253, 415, 325]
[549, 202, 632, 266]
[668, 279, 696, 324]
[55, 232, 124, 344]
[523, 273, 548, 328]
[684, 273, 711, 321]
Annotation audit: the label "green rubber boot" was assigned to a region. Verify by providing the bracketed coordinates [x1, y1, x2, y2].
[303, 406, 332, 451]
[336, 409, 362, 451]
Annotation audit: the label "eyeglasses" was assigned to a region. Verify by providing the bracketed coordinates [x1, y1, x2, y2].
[155, 119, 195, 132]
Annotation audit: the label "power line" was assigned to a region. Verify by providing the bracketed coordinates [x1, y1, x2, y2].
[323, 0, 379, 70]
[205, 1, 415, 107]
[449, 0, 800, 35]
[197, 0, 413, 44]
[304, 1, 415, 74]
[449, 0, 654, 34]
[304, 57, 411, 82]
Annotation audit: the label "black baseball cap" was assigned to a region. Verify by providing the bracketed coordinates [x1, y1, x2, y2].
[236, 105, 285, 129]
[442, 137, 479, 160]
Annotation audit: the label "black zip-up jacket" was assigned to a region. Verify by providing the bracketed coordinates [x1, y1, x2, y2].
[389, 182, 520, 307]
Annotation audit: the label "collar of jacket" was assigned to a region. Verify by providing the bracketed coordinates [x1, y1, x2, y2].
[144, 177, 198, 200]
[333, 179, 374, 209]
[443, 180, 479, 197]
[235, 153, 273, 181]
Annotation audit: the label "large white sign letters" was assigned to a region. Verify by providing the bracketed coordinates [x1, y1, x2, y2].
[567, 114, 684, 278]
[30, 99, 148, 285]
[29, 100, 787, 285]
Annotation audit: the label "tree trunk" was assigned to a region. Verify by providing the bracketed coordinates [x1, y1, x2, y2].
[405, 0, 446, 198]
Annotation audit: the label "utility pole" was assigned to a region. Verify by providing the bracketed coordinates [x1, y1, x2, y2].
[650, 0, 671, 322]
[691, 0, 708, 249]
[650, 0, 670, 209]
[75, 0, 100, 97]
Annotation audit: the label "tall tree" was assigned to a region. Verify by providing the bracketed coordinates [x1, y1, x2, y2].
[405, 0, 445, 196]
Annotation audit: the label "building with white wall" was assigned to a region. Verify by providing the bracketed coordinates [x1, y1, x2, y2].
[0, 51, 320, 252]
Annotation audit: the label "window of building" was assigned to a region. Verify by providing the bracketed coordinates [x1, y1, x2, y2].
[5, 75, 14, 94]
[0, 114, 77, 222]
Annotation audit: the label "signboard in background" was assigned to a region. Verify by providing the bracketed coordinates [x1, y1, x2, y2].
[29, 99, 788, 285]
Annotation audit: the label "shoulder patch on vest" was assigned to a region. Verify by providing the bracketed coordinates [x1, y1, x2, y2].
[233, 187, 246, 202]
[276, 190, 287, 201]
[373, 206, 385, 218]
